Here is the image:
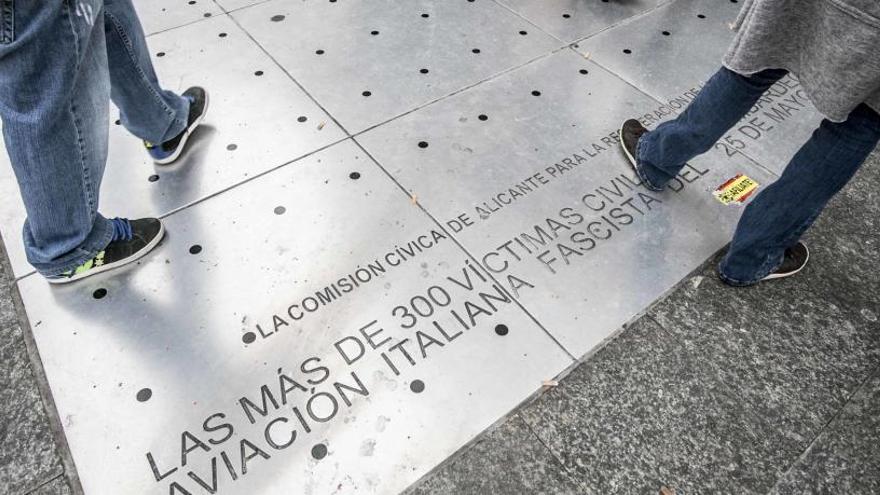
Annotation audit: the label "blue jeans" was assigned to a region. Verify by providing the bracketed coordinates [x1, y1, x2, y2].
[0, 0, 188, 276]
[638, 67, 880, 286]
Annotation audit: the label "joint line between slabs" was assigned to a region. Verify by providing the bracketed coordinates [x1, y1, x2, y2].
[520, 416, 598, 495]
[350, 43, 573, 139]
[143, 8, 224, 39]
[765, 363, 880, 493]
[490, 0, 568, 44]
[349, 136, 578, 363]
[567, 0, 680, 47]
[23, 472, 68, 495]
[225, 8, 353, 138]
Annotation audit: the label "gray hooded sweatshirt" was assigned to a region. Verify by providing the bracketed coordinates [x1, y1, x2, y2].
[723, 0, 880, 122]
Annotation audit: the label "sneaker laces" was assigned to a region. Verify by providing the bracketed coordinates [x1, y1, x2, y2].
[110, 217, 134, 242]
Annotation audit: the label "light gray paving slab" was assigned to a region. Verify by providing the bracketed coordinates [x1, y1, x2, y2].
[232, 0, 561, 133]
[406, 415, 586, 495]
[0, 14, 346, 278]
[358, 49, 776, 358]
[16, 141, 571, 495]
[770, 368, 880, 495]
[496, 0, 665, 43]
[576, 0, 824, 175]
[132, 0, 221, 36]
[520, 317, 798, 495]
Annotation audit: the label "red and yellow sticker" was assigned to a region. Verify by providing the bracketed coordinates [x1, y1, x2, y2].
[713, 174, 758, 205]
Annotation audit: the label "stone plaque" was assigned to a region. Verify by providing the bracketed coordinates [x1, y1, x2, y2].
[18, 142, 572, 494]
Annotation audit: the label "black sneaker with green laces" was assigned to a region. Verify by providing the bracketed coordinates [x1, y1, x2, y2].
[46, 218, 165, 284]
[144, 86, 209, 165]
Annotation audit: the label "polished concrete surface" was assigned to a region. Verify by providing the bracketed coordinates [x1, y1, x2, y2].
[1, 1, 876, 494]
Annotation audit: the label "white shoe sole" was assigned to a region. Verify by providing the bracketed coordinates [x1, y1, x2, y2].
[47, 222, 166, 285]
[761, 244, 810, 281]
[619, 121, 639, 170]
[153, 90, 210, 166]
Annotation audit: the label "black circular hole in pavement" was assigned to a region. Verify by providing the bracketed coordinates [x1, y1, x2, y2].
[519, 30, 528, 35]
[562, 13, 571, 18]
[227, 143, 237, 151]
[420, 68, 429, 74]
[623, 49, 632, 54]
[579, 69, 589, 74]
[219, 32, 227, 37]
[418, 141, 429, 149]
[274, 206, 286, 215]
[297, 116, 307, 122]
[203, 12, 212, 18]
[472, 48, 481, 54]
[311, 443, 328, 460]
[421, 13, 429, 18]
[148, 174, 160, 182]
[136, 388, 152, 402]
[371, 30, 379, 35]
[189, 244, 202, 255]
[270, 14, 285, 22]
[662, 30, 670, 36]
[93, 288, 107, 299]
[697, 14, 706, 18]
[531, 90, 541, 96]
[156, 52, 165, 57]
[316, 49, 325, 55]
[242, 332, 257, 344]
[349, 171, 361, 180]
[115, 119, 121, 125]
[362, 90, 372, 97]
[495, 324, 509, 336]
[410, 380, 425, 393]
[189, 1, 196, 5]
[478, 114, 488, 121]
[254, 70, 264, 76]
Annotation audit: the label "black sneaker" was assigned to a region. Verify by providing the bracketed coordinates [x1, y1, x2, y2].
[145, 86, 210, 165]
[619, 118, 663, 192]
[761, 241, 810, 282]
[46, 218, 165, 284]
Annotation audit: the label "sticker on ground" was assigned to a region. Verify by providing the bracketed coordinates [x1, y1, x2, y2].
[713, 174, 759, 205]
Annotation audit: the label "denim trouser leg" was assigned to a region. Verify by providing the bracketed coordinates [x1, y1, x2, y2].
[719, 104, 880, 285]
[0, 0, 187, 276]
[637, 67, 787, 187]
[104, 0, 188, 144]
[0, 1, 114, 276]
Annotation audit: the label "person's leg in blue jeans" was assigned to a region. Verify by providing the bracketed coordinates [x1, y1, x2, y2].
[104, 0, 189, 146]
[0, 1, 116, 276]
[623, 66, 880, 285]
[719, 104, 880, 285]
[635, 67, 787, 189]
[0, 0, 203, 281]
